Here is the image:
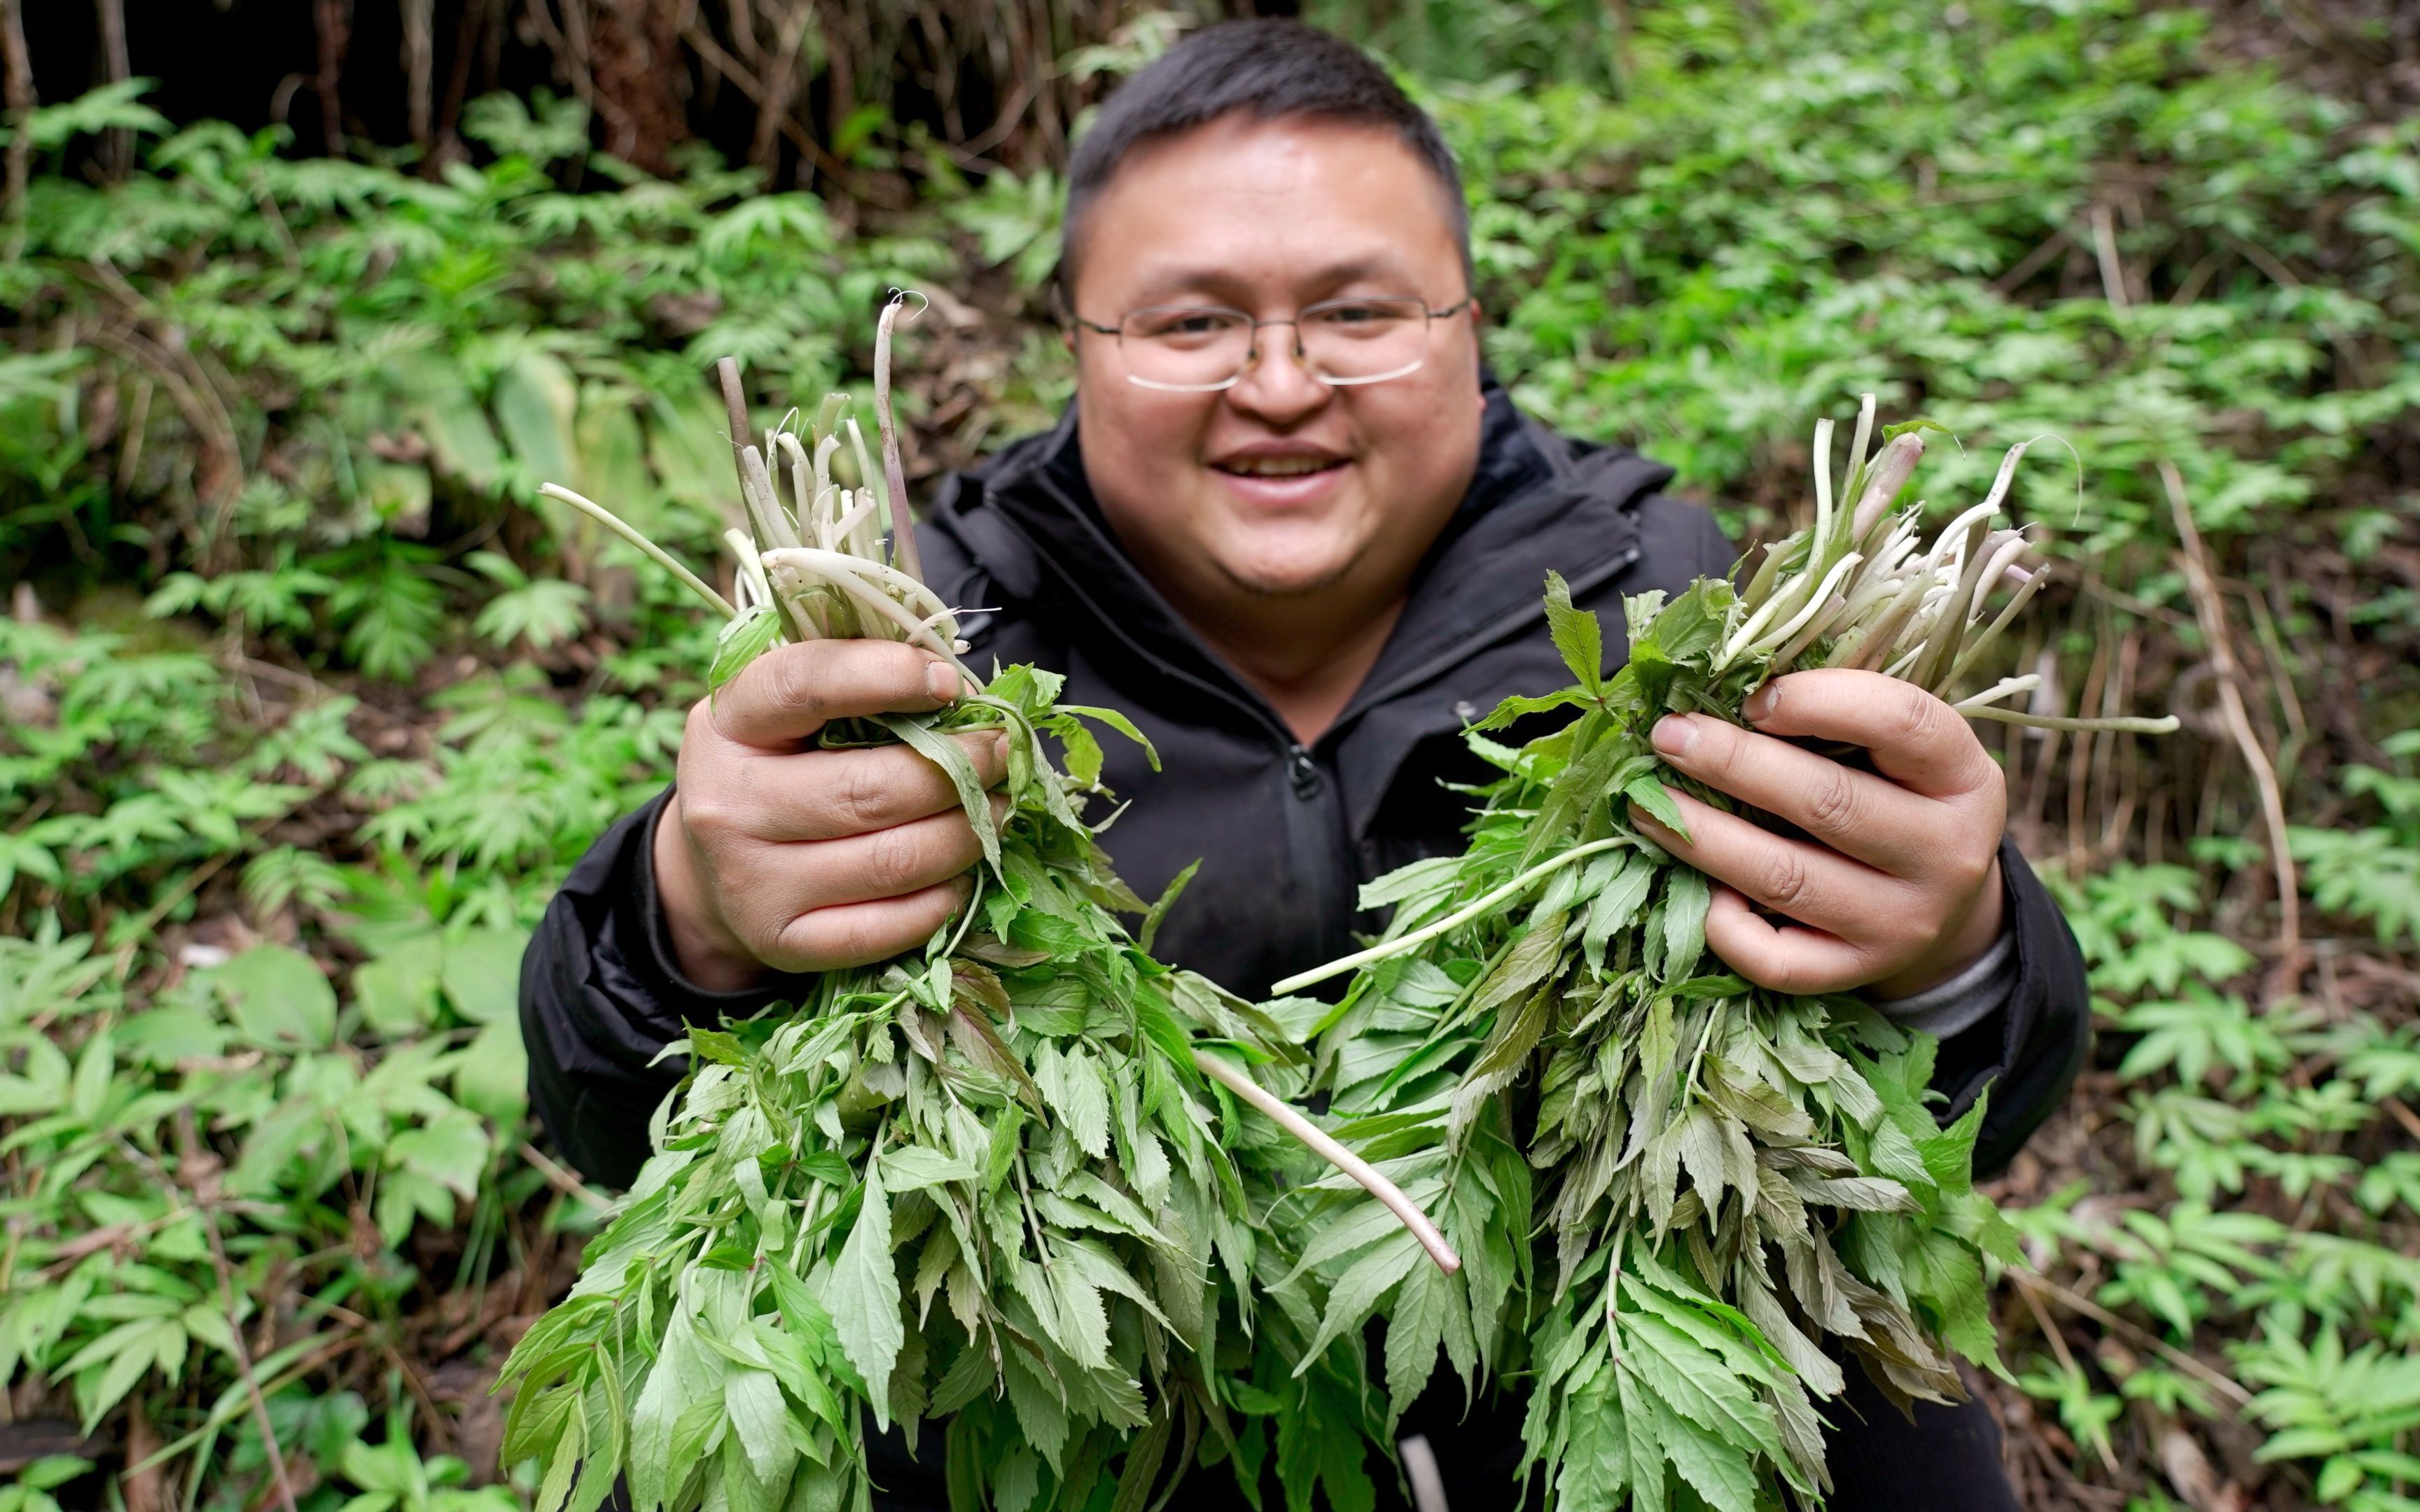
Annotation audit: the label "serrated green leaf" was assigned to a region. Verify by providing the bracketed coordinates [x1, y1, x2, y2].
[1544, 570, 1605, 694]
[1295, 1228, 1423, 1372]
[1035, 1041, 1111, 1159]
[1662, 869, 1710, 983]
[1627, 776, 1690, 837]
[882, 714, 1002, 877]
[878, 1145, 980, 1191]
[828, 1161, 903, 1425]
[1384, 1253, 1449, 1429]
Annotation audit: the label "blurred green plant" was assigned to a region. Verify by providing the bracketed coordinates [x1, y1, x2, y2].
[2011, 816, 2420, 1508]
[1393, 0, 2419, 578]
[1, 89, 950, 687]
[2, 0, 2417, 1506]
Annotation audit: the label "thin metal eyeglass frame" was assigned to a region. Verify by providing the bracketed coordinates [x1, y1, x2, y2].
[1071, 295, 1477, 393]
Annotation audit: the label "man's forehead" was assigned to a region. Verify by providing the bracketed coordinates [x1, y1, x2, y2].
[1101, 113, 1441, 210]
[1072, 115, 1461, 300]
[1125, 254, 1410, 299]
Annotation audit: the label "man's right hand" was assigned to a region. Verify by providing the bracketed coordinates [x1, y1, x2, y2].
[652, 640, 1005, 991]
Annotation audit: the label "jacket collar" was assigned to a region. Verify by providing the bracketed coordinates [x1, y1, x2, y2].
[937, 373, 1672, 748]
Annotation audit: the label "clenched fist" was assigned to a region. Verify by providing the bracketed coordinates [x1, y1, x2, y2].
[653, 640, 1005, 991]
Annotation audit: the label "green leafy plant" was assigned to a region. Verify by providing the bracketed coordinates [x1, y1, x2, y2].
[2293, 734, 2420, 951]
[494, 321, 1447, 1512]
[4, 0, 2416, 1502]
[1258, 407, 2174, 1508]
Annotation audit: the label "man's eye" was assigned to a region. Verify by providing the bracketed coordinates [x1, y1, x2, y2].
[1312, 301, 1415, 330]
[1136, 312, 1237, 339]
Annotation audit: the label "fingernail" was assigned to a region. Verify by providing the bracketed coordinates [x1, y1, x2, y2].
[1652, 715, 1697, 758]
[1744, 682, 1780, 723]
[926, 661, 959, 701]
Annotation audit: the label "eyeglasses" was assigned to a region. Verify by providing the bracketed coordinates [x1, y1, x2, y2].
[1071, 295, 1475, 392]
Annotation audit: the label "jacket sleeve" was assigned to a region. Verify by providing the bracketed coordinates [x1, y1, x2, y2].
[1937, 839, 2092, 1177]
[519, 788, 816, 1189]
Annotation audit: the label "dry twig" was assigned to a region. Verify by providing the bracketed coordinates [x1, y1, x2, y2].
[2012, 1266, 2253, 1408]
[2161, 459, 2300, 963]
[517, 1141, 614, 1209]
[0, 0, 34, 232]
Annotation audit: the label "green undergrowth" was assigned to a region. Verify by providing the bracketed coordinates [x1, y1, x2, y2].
[2014, 792, 2420, 1510]
[2, 0, 2416, 1507]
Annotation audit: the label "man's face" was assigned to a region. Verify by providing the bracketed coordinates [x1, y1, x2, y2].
[1067, 114, 1484, 613]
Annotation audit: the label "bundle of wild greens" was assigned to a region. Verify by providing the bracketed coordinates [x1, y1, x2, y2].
[1261, 402, 2175, 1511]
[494, 302, 1446, 1512]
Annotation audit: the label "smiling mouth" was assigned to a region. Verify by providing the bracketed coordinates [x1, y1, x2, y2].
[1211, 456, 1347, 479]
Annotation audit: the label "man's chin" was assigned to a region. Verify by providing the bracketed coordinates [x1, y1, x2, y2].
[1213, 553, 1358, 599]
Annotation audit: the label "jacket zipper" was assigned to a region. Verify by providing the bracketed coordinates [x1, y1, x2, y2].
[1286, 744, 1320, 799]
[1279, 739, 1359, 976]
[991, 531, 1357, 958]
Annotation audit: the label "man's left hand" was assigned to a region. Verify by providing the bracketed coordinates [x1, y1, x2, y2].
[1627, 668, 2007, 999]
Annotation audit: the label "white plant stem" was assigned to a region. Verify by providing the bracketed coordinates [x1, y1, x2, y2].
[1192, 1049, 1461, 1275]
[759, 546, 959, 636]
[1963, 704, 2181, 734]
[1272, 836, 1629, 996]
[1844, 393, 1877, 510]
[1952, 674, 2040, 710]
[725, 528, 777, 615]
[540, 483, 736, 617]
[1747, 551, 1863, 661]
[762, 550, 966, 667]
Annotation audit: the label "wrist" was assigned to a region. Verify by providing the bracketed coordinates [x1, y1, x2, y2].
[1869, 853, 2007, 1001]
[651, 795, 769, 993]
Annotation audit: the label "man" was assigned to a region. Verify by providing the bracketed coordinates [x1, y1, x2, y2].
[522, 20, 2083, 1509]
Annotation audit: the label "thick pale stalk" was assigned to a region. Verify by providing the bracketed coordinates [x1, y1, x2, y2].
[1745, 552, 1862, 663]
[1849, 433, 1926, 544]
[1272, 836, 1629, 995]
[758, 545, 956, 628]
[1192, 1050, 1461, 1275]
[1952, 675, 2039, 710]
[761, 551, 966, 667]
[1843, 393, 1877, 511]
[1966, 533, 2033, 625]
[875, 295, 924, 587]
[1946, 564, 2050, 685]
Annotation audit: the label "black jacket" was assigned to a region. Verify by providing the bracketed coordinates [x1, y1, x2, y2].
[522, 379, 2087, 1192]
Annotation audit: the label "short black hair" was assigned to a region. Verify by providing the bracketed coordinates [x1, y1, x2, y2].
[1059, 19, 1471, 296]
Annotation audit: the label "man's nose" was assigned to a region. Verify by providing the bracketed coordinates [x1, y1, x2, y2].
[1226, 329, 1330, 424]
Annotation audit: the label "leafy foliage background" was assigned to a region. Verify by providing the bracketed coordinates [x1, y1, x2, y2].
[1, 1, 2416, 1509]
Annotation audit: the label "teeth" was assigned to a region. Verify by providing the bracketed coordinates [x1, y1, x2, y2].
[1222, 456, 1337, 477]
